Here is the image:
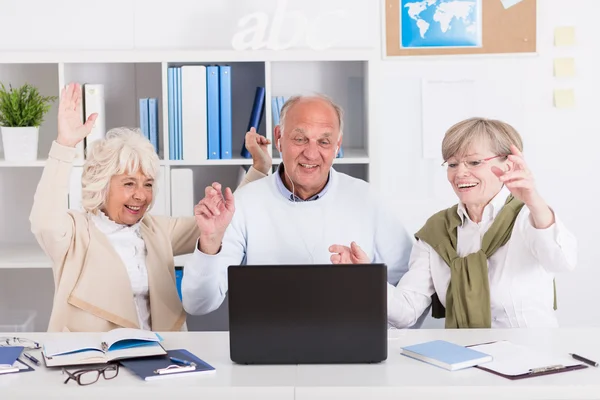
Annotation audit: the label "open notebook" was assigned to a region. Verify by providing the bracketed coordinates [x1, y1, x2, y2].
[468, 341, 588, 380]
[42, 328, 166, 367]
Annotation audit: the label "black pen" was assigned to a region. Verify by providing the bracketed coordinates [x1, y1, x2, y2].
[570, 353, 598, 367]
[23, 352, 40, 366]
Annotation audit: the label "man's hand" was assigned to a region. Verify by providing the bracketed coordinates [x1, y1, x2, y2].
[329, 242, 370, 264]
[194, 182, 235, 255]
[245, 128, 272, 174]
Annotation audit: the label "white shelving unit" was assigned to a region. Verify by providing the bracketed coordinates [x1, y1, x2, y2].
[0, 50, 373, 330]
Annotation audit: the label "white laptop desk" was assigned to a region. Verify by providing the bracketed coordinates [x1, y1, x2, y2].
[1, 329, 599, 400]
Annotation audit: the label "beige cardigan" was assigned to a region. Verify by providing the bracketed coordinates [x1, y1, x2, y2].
[30, 141, 266, 332]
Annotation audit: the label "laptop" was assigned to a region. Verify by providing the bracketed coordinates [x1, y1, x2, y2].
[227, 263, 388, 364]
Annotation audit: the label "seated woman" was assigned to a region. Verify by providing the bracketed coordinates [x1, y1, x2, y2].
[30, 83, 268, 332]
[333, 117, 577, 328]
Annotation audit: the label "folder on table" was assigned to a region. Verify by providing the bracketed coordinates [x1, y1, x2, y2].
[120, 349, 215, 381]
[468, 340, 588, 380]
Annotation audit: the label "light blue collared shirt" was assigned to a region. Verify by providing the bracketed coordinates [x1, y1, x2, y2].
[274, 163, 331, 202]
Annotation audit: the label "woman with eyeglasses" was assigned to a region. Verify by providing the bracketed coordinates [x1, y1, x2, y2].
[333, 117, 577, 328]
[28, 83, 268, 332]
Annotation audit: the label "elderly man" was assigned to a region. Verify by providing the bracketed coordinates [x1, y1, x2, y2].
[181, 94, 416, 322]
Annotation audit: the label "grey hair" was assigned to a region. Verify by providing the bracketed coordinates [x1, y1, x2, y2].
[81, 127, 160, 215]
[441, 117, 524, 162]
[278, 94, 344, 136]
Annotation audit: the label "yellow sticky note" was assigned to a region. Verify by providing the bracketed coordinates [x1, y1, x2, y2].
[553, 89, 575, 108]
[554, 58, 575, 77]
[554, 26, 575, 46]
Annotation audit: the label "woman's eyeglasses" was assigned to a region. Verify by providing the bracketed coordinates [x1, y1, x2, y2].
[62, 364, 120, 386]
[442, 154, 507, 170]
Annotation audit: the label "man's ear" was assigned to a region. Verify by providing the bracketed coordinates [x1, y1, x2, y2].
[274, 125, 282, 151]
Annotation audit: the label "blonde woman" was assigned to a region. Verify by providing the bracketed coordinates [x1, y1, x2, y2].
[334, 118, 577, 329]
[30, 83, 267, 332]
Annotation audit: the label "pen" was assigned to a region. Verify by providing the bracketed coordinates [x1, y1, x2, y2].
[23, 352, 40, 366]
[169, 357, 194, 366]
[570, 353, 598, 367]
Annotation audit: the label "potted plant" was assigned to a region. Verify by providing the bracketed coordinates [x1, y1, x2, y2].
[0, 82, 57, 162]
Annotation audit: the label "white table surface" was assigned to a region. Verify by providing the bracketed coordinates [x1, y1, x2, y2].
[1, 329, 600, 400]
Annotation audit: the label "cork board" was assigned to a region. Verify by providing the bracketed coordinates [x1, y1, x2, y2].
[385, 0, 536, 57]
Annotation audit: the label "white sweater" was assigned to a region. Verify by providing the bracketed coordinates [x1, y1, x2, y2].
[181, 168, 414, 316]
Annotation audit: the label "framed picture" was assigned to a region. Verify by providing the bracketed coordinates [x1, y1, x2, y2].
[384, 0, 537, 57]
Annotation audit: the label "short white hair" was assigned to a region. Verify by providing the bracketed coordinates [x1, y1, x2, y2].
[81, 127, 159, 215]
[279, 94, 344, 136]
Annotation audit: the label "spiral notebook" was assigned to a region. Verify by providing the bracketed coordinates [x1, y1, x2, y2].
[468, 341, 588, 380]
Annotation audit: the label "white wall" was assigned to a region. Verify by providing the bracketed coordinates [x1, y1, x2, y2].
[371, 0, 600, 328]
[1, 0, 598, 329]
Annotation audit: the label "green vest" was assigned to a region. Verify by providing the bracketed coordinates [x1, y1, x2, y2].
[414, 195, 557, 328]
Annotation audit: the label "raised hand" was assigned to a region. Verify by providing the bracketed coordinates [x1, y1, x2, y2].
[194, 182, 235, 255]
[245, 128, 272, 174]
[56, 83, 98, 147]
[492, 145, 540, 206]
[329, 241, 370, 264]
[492, 145, 554, 228]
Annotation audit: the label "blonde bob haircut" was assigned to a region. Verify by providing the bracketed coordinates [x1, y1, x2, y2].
[81, 127, 160, 215]
[441, 117, 524, 162]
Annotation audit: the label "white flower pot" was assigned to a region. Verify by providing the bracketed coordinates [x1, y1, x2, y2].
[1, 126, 39, 162]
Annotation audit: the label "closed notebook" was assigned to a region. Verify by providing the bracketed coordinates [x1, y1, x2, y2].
[401, 340, 493, 371]
[42, 328, 166, 367]
[120, 349, 216, 381]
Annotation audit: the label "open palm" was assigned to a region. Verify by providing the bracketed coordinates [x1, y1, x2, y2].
[57, 83, 98, 147]
[194, 182, 235, 254]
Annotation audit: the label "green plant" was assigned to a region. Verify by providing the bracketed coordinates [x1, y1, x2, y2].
[0, 82, 57, 127]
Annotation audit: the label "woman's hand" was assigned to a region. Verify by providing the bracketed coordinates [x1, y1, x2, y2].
[493, 145, 555, 228]
[56, 82, 98, 148]
[245, 128, 272, 174]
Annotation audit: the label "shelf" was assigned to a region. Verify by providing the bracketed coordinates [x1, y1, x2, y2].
[0, 243, 193, 269]
[0, 243, 51, 269]
[169, 158, 254, 167]
[0, 149, 368, 168]
[0, 49, 375, 64]
[0, 160, 173, 168]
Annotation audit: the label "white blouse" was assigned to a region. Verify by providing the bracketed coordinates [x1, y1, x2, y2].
[388, 187, 577, 328]
[90, 211, 151, 330]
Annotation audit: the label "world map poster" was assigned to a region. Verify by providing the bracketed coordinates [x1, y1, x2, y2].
[384, 0, 536, 57]
[400, 0, 482, 48]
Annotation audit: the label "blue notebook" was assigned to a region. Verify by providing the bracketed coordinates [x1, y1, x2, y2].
[401, 340, 493, 371]
[121, 349, 216, 381]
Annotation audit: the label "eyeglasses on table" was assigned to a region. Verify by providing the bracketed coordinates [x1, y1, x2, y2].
[62, 363, 120, 386]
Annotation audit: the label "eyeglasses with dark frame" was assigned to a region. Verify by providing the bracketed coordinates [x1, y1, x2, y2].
[0, 337, 41, 350]
[62, 364, 120, 386]
[442, 154, 508, 170]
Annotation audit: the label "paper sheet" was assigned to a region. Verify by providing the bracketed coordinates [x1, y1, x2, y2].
[554, 58, 575, 78]
[469, 341, 580, 376]
[554, 89, 575, 109]
[421, 79, 478, 159]
[554, 26, 575, 47]
[420, 78, 525, 160]
[501, 0, 524, 9]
